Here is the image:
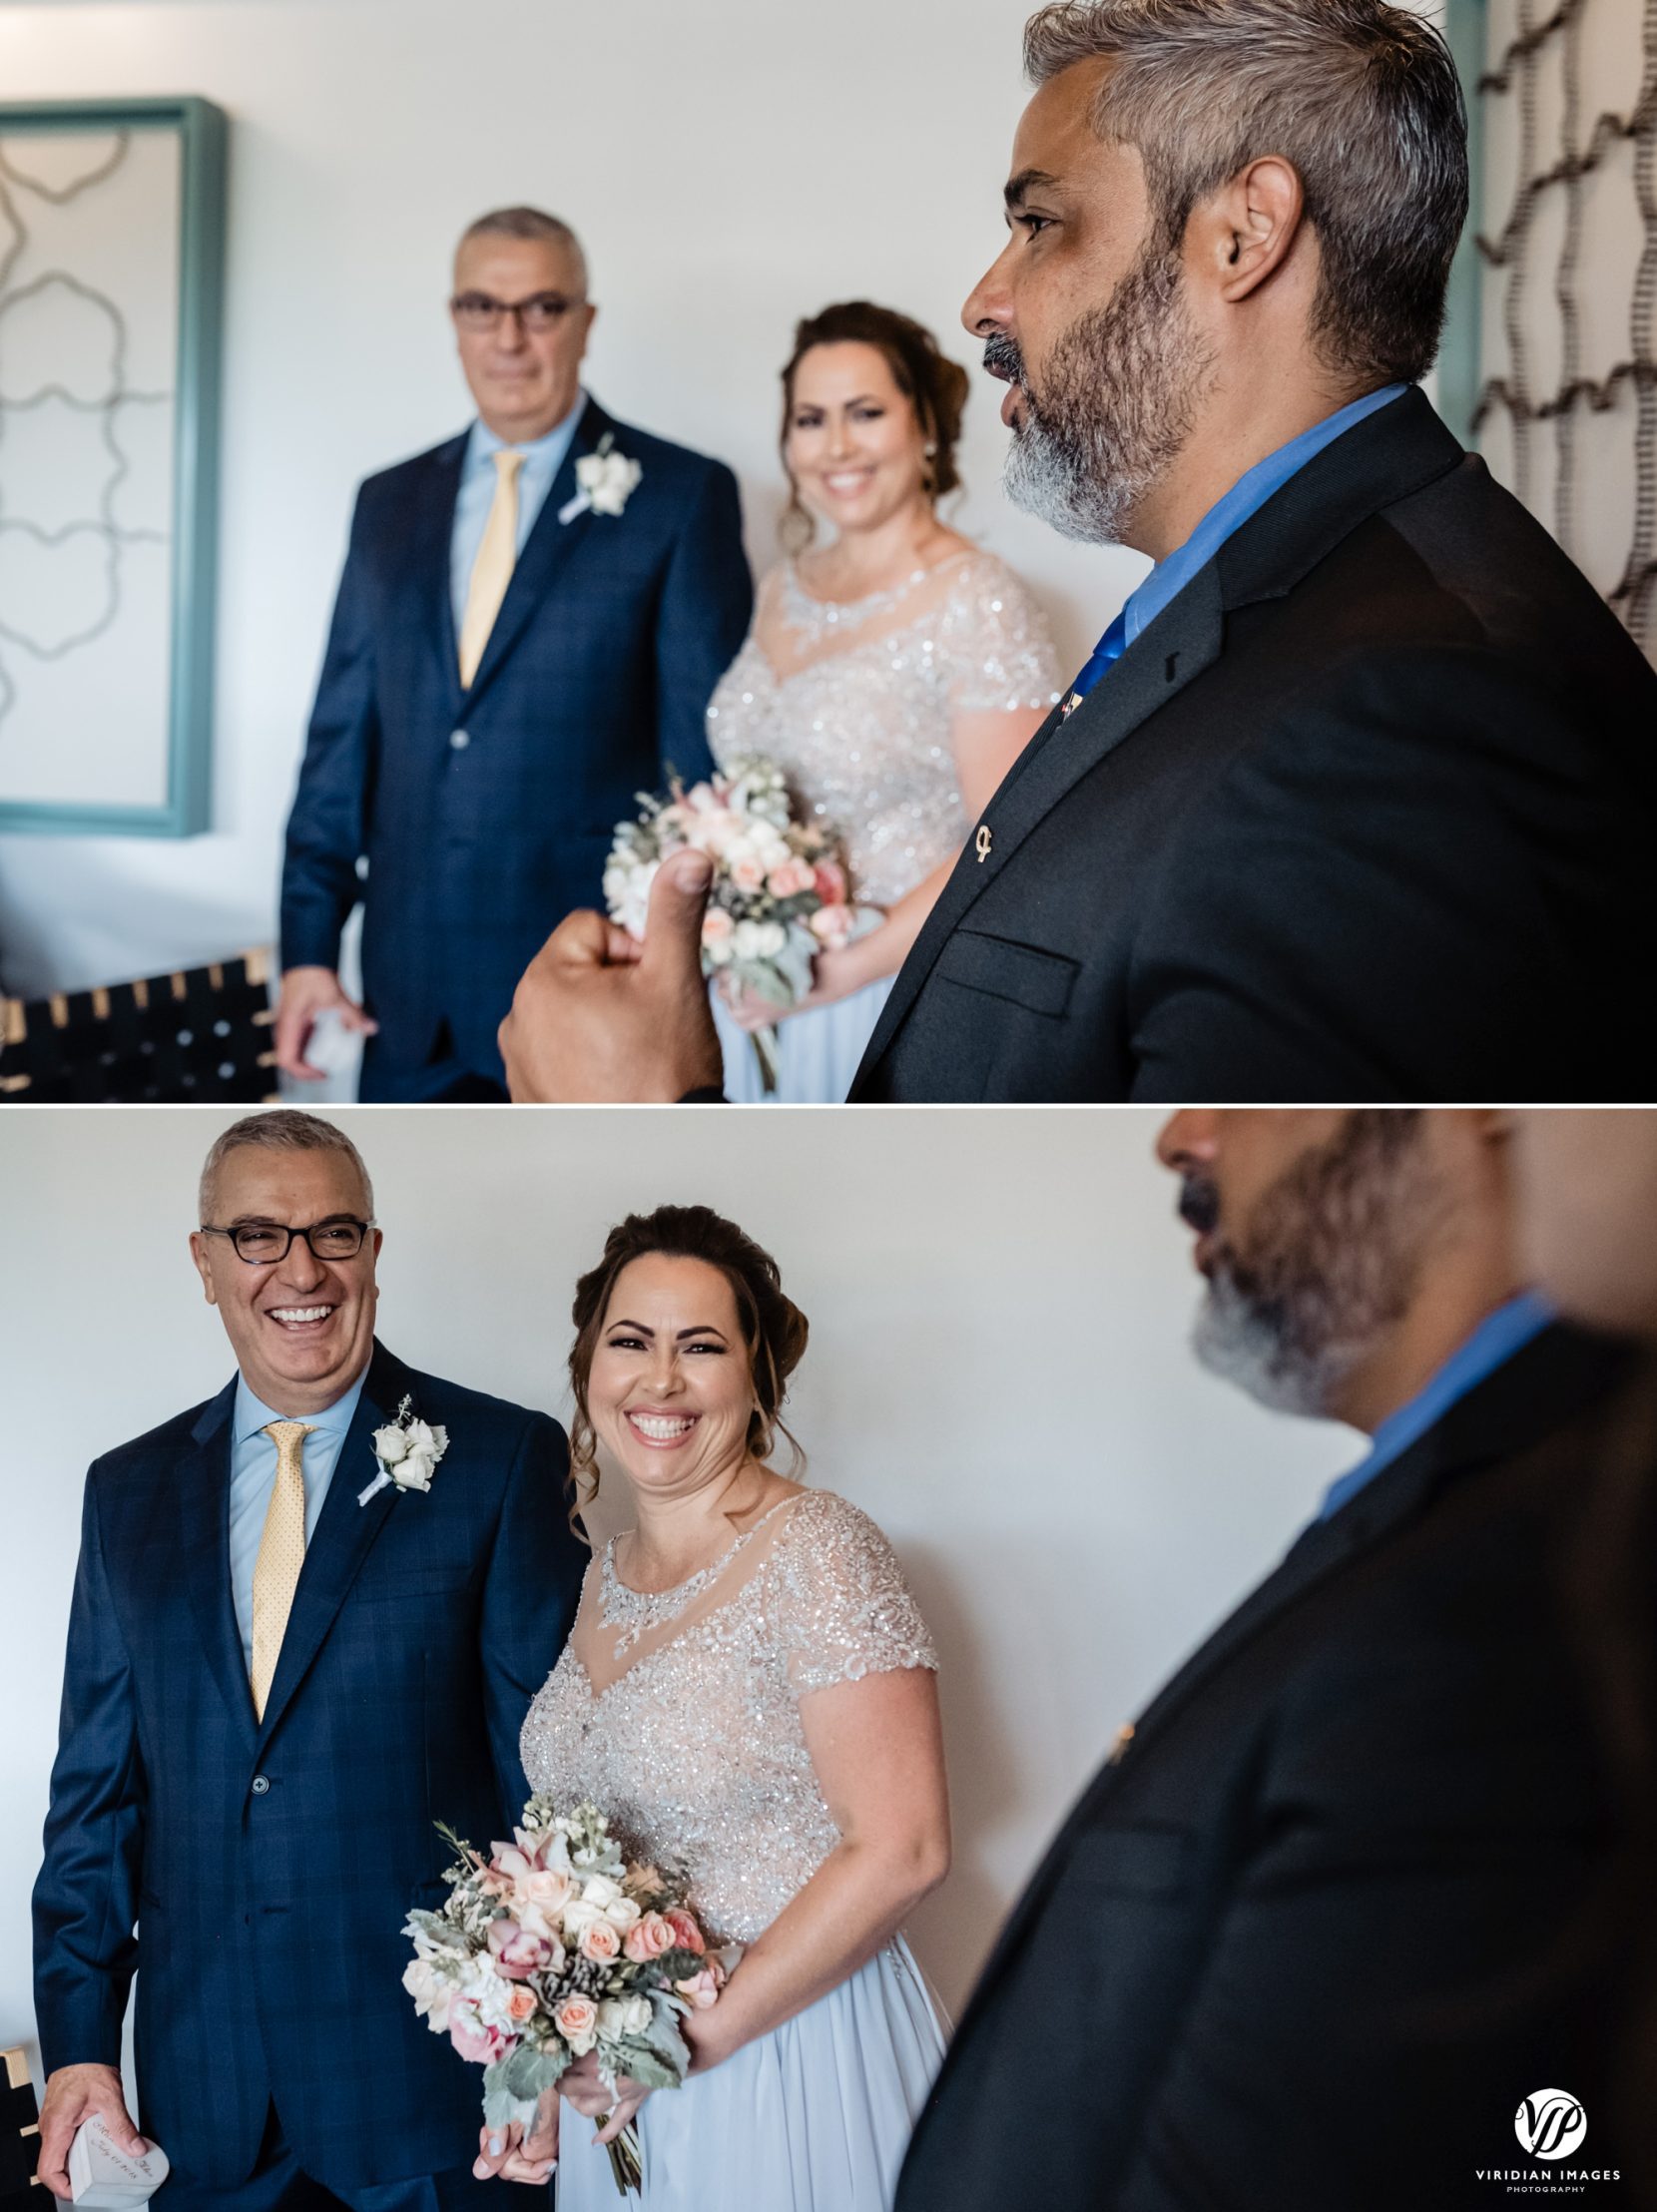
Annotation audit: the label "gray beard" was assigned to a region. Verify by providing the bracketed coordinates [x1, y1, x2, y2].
[1000, 246, 1214, 547]
[1185, 1112, 1441, 1422]
[1191, 1264, 1375, 1419]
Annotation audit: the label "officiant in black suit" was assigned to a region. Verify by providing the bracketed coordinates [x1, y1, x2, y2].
[891, 1108, 1641, 2210]
[494, 0, 1657, 1106]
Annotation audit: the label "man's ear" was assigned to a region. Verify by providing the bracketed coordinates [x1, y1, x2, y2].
[1191, 155, 1307, 304]
[189, 1230, 218, 1307]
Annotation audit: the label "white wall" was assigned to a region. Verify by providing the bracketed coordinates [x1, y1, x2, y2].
[0, 1104, 1355, 2076]
[0, 0, 1140, 1000]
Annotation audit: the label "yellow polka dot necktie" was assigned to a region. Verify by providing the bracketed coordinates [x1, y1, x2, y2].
[457, 448, 525, 687]
[250, 1421, 314, 1721]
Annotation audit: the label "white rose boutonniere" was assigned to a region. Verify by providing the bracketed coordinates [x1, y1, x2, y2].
[559, 432, 642, 524]
[358, 1394, 449, 1506]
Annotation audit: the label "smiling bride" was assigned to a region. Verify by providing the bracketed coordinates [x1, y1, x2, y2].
[476, 1204, 950, 2211]
[709, 301, 1061, 1102]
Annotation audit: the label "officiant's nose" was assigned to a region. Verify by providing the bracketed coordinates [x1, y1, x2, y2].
[1156, 1112, 1219, 1176]
[961, 261, 1010, 348]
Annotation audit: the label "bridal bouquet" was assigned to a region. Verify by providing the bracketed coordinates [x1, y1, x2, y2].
[403, 1797, 726, 2196]
[605, 757, 856, 1091]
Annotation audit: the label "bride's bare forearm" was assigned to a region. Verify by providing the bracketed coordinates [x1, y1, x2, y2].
[687, 1837, 942, 2071]
[833, 860, 956, 992]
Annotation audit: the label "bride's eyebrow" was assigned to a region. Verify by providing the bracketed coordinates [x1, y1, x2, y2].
[606, 1320, 730, 1343]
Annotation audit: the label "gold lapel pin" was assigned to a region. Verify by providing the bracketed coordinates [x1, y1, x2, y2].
[1106, 1723, 1136, 1767]
[975, 824, 993, 863]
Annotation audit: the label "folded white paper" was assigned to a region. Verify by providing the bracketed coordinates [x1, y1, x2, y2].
[68, 2113, 170, 2205]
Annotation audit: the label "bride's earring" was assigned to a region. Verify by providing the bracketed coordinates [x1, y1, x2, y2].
[921, 440, 938, 498]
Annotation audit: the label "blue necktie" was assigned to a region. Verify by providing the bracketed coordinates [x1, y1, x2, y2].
[1061, 610, 1129, 720]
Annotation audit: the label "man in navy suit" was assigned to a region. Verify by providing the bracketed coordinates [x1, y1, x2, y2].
[276, 207, 753, 1102]
[32, 1109, 584, 2206]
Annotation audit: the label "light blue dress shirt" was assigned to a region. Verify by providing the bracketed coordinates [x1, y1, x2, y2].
[1316, 1291, 1555, 1523]
[448, 392, 588, 638]
[228, 1370, 368, 1674]
[1065, 381, 1410, 705]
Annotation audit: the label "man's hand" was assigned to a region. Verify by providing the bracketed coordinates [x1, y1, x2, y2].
[499, 851, 723, 1101]
[36, 2064, 146, 2202]
[273, 965, 378, 1081]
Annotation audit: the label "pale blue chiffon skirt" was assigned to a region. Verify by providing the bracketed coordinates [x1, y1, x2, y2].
[713, 975, 894, 1106]
[553, 1938, 944, 2212]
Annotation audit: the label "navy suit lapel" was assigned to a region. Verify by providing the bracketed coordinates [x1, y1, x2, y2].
[181, 1378, 258, 1752]
[410, 434, 468, 721]
[253, 1341, 418, 1751]
[461, 398, 615, 712]
[854, 572, 1224, 1085]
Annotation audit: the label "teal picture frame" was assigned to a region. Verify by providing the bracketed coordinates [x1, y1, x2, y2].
[1440, 0, 1489, 445]
[0, 95, 226, 837]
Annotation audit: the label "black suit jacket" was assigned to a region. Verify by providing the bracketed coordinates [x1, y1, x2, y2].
[852, 391, 1657, 1101]
[896, 1324, 1640, 2211]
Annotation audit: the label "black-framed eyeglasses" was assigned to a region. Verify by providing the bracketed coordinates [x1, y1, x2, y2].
[449, 290, 583, 333]
[199, 1217, 375, 1266]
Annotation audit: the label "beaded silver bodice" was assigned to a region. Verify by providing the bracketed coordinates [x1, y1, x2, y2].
[705, 552, 1061, 909]
[519, 1490, 937, 1944]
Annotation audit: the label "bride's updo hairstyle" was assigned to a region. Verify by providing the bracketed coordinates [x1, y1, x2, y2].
[780, 300, 971, 549]
[567, 1204, 811, 1514]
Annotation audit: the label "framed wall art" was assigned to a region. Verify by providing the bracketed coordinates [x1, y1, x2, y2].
[0, 96, 226, 834]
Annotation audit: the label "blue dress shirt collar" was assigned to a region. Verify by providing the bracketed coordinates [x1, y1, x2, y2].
[1317, 1290, 1555, 1523]
[464, 391, 587, 476]
[1123, 381, 1410, 649]
[234, 1368, 368, 1448]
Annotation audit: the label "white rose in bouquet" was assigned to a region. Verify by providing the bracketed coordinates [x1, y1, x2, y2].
[596, 1994, 654, 2040]
[402, 1953, 456, 2032]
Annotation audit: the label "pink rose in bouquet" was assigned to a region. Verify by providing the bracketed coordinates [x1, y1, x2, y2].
[624, 1912, 677, 1963]
[674, 1964, 724, 2011]
[813, 859, 848, 906]
[662, 1908, 705, 1956]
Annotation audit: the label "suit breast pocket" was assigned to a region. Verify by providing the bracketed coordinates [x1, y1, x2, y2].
[1064, 1824, 1194, 1901]
[932, 929, 1079, 1018]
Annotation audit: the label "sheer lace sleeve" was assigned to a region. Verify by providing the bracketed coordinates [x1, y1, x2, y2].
[936, 556, 1063, 714]
[770, 1491, 938, 1696]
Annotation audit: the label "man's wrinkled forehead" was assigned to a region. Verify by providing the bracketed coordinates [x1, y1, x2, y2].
[1006, 56, 1124, 208]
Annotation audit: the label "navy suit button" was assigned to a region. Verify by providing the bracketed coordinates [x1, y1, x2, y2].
[449, 728, 470, 751]
[251, 1774, 271, 1796]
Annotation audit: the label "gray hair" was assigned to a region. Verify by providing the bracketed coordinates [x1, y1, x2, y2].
[199, 1110, 374, 1225]
[457, 206, 589, 295]
[1022, 0, 1468, 386]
